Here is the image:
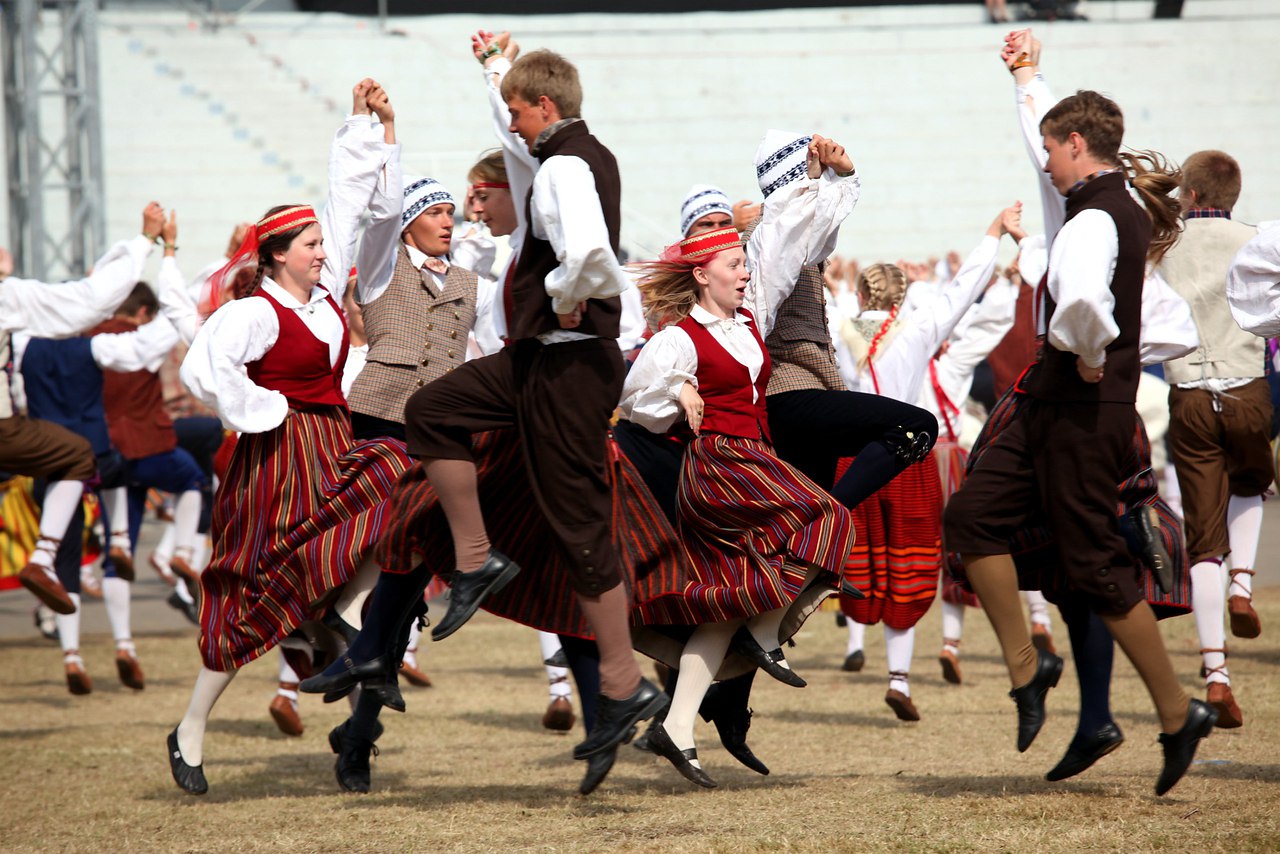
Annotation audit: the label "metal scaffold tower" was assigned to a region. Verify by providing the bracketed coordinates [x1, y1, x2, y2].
[2, 0, 106, 281]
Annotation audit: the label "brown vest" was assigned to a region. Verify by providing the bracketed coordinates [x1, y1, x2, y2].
[508, 121, 622, 341]
[1024, 172, 1149, 404]
[348, 244, 479, 423]
[96, 317, 178, 459]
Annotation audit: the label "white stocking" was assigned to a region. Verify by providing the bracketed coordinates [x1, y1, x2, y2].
[744, 606, 787, 653]
[177, 666, 238, 765]
[404, 621, 423, 669]
[665, 620, 738, 764]
[1023, 590, 1052, 628]
[539, 631, 570, 697]
[1191, 559, 1228, 684]
[56, 593, 82, 653]
[1227, 494, 1263, 596]
[153, 522, 176, 569]
[885, 625, 915, 695]
[846, 619, 866, 656]
[102, 577, 132, 644]
[277, 650, 300, 686]
[172, 490, 202, 556]
[34, 481, 85, 565]
[941, 600, 965, 650]
[102, 487, 131, 552]
[334, 555, 381, 630]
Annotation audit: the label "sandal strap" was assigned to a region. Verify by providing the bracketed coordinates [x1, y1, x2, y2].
[888, 670, 910, 681]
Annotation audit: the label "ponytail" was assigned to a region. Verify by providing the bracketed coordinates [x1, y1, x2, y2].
[1120, 149, 1182, 266]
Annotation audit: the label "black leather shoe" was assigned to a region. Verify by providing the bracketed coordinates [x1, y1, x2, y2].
[842, 650, 865, 672]
[578, 745, 618, 795]
[573, 678, 668, 759]
[1155, 698, 1218, 796]
[544, 648, 569, 668]
[166, 590, 199, 625]
[1009, 649, 1063, 752]
[1045, 722, 1125, 781]
[431, 549, 521, 641]
[647, 722, 717, 788]
[839, 579, 867, 600]
[328, 720, 383, 793]
[731, 628, 806, 688]
[167, 727, 208, 795]
[298, 654, 390, 696]
[704, 701, 769, 776]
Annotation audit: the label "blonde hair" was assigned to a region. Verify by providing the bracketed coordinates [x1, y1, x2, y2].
[856, 263, 909, 312]
[634, 262, 698, 330]
[499, 49, 583, 118]
[1120, 150, 1183, 265]
[467, 149, 507, 186]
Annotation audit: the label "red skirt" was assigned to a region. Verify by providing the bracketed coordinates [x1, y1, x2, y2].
[376, 430, 687, 639]
[635, 435, 854, 626]
[837, 454, 943, 630]
[199, 406, 411, 670]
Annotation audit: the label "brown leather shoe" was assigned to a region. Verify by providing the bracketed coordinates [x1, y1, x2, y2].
[1206, 682, 1243, 729]
[108, 546, 136, 582]
[149, 552, 177, 585]
[20, 563, 76, 614]
[542, 696, 576, 732]
[1031, 624, 1056, 655]
[939, 648, 962, 685]
[115, 648, 145, 690]
[269, 689, 305, 737]
[169, 554, 200, 586]
[399, 659, 432, 688]
[65, 655, 92, 695]
[885, 689, 920, 722]
[1228, 596, 1261, 639]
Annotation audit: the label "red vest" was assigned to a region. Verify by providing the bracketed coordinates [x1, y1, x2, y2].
[245, 289, 349, 409]
[95, 317, 178, 460]
[677, 310, 772, 442]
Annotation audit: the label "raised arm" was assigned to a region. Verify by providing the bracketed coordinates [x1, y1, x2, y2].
[1004, 29, 1066, 243]
[0, 202, 161, 337]
[354, 90, 404, 306]
[91, 313, 181, 373]
[745, 134, 860, 335]
[153, 210, 201, 345]
[474, 31, 536, 231]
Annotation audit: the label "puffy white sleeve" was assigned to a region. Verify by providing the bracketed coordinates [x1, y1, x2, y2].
[1141, 269, 1198, 365]
[355, 131, 403, 305]
[1014, 73, 1067, 245]
[483, 58, 537, 225]
[1046, 210, 1120, 368]
[945, 274, 1019, 377]
[451, 222, 498, 280]
[745, 170, 861, 336]
[1227, 226, 1280, 337]
[618, 326, 698, 434]
[321, 114, 396, 302]
[90, 315, 180, 373]
[617, 274, 647, 351]
[156, 256, 200, 345]
[179, 297, 287, 433]
[0, 235, 154, 337]
[531, 155, 629, 313]
[471, 275, 503, 357]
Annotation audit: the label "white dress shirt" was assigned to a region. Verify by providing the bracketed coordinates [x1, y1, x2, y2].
[1227, 224, 1280, 337]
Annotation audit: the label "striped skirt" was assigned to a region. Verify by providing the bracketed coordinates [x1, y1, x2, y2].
[376, 429, 687, 638]
[948, 388, 1191, 616]
[935, 438, 982, 609]
[635, 435, 854, 626]
[836, 454, 943, 630]
[199, 406, 411, 671]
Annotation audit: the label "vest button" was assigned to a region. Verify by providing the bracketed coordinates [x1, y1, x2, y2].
[416, 379, 424, 387]
[425, 343, 431, 350]
[421, 359, 429, 367]
[454, 311, 461, 319]
[427, 324, 434, 331]
[450, 330, 457, 339]
[448, 350, 456, 358]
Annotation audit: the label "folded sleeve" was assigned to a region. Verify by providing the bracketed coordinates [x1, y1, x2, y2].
[179, 297, 287, 433]
[1227, 226, 1280, 337]
[618, 326, 697, 433]
[1046, 210, 1120, 368]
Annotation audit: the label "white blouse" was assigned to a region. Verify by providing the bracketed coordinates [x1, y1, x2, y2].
[180, 114, 391, 434]
[1227, 225, 1280, 337]
[620, 304, 764, 434]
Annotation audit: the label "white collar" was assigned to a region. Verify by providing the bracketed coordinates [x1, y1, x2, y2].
[404, 243, 447, 275]
[261, 277, 330, 308]
[690, 303, 749, 328]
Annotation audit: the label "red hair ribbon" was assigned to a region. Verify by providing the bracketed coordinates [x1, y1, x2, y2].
[200, 205, 319, 318]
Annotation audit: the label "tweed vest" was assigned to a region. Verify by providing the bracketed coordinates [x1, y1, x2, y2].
[1023, 172, 1148, 404]
[348, 243, 479, 423]
[1160, 218, 1262, 384]
[764, 262, 845, 395]
[509, 121, 622, 340]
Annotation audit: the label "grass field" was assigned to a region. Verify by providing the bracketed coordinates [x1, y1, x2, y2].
[1, 591, 1277, 853]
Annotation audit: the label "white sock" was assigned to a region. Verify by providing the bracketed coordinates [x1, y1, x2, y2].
[334, 555, 381, 630]
[941, 600, 965, 650]
[172, 490, 202, 555]
[177, 666, 238, 765]
[190, 537, 208, 577]
[102, 487, 131, 553]
[745, 606, 788, 660]
[34, 480, 85, 565]
[154, 523, 176, 566]
[665, 620, 738, 763]
[885, 625, 914, 695]
[541, 628, 571, 696]
[1227, 494, 1263, 597]
[403, 621, 423, 668]
[56, 593, 82, 652]
[102, 577, 132, 643]
[1024, 590, 1052, 629]
[278, 649, 300, 685]
[538, 630, 562, 662]
[175, 575, 196, 605]
[1190, 559, 1228, 685]
[846, 619, 866, 656]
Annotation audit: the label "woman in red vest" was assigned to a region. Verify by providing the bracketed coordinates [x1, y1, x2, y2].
[620, 226, 855, 787]
[164, 79, 411, 796]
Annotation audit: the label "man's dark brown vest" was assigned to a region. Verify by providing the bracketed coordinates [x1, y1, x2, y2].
[1024, 171, 1149, 404]
[508, 121, 622, 341]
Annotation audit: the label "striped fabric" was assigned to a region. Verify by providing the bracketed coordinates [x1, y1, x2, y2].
[198, 405, 411, 671]
[950, 387, 1191, 615]
[935, 437, 981, 608]
[636, 434, 854, 625]
[376, 430, 688, 638]
[836, 454, 943, 629]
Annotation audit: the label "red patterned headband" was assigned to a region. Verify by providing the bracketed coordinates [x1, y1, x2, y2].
[471, 182, 510, 191]
[256, 205, 319, 238]
[660, 226, 743, 263]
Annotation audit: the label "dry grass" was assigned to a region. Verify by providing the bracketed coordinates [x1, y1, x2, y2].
[1, 591, 1278, 853]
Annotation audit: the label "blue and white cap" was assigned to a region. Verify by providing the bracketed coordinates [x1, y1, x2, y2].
[754, 130, 812, 199]
[401, 176, 456, 231]
[680, 184, 734, 237]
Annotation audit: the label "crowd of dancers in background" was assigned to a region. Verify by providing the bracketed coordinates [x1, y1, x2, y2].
[3, 26, 1280, 802]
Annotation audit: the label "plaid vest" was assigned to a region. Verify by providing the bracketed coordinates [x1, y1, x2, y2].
[764, 262, 845, 395]
[348, 244, 479, 423]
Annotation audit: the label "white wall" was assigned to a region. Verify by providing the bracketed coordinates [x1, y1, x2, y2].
[5, 0, 1279, 279]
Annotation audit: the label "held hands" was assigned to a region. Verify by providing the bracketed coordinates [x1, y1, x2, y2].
[352, 78, 375, 115]
[556, 300, 587, 329]
[808, 134, 855, 176]
[367, 83, 394, 125]
[161, 210, 178, 253]
[1002, 29, 1041, 83]
[1076, 356, 1104, 384]
[678, 381, 705, 435]
[472, 30, 519, 66]
[988, 201, 1026, 242]
[732, 199, 762, 230]
[142, 202, 165, 242]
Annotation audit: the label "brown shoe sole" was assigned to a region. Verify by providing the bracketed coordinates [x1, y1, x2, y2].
[885, 690, 920, 722]
[19, 566, 76, 614]
[1228, 598, 1261, 639]
[939, 653, 962, 685]
[66, 666, 92, 696]
[269, 697, 305, 737]
[116, 654, 146, 691]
